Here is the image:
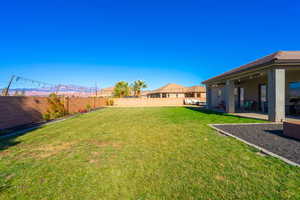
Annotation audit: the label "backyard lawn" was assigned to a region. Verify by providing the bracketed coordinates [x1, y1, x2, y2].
[1, 107, 300, 199]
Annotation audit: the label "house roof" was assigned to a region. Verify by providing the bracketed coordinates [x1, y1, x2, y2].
[150, 83, 186, 93]
[202, 51, 300, 84]
[97, 86, 114, 96]
[100, 86, 114, 91]
[148, 83, 205, 94]
[186, 86, 206, 92]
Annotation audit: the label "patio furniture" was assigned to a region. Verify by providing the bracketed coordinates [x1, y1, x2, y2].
[262, 102, 268, 113]
[283, 121, 300, 140]
[288, 98, 300, 115]
[218, 101, 226, 111]
[243, 100, 257, 111]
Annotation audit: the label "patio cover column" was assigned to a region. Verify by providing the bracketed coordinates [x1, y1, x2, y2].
[225, 80, 235, 113]
[206, 85, 212, 109]
[268, 68, 286, 122]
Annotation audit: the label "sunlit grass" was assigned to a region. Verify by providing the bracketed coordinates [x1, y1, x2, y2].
[0, 107, 299, 199]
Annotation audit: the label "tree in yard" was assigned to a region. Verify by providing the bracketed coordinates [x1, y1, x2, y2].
[113, 81, 131, 98]
[44, 93, 68, 120]
[131, 80, 147, 97]
[1, 88, 9, 96]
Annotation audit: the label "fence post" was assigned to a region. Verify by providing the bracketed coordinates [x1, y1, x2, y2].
[93, 97, 96, 109]
[64, 96, 69, 113]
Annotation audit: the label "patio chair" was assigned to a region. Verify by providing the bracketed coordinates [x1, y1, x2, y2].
[243, 100, 257, 111]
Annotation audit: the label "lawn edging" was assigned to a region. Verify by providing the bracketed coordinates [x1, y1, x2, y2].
[208, 123, 300, 167]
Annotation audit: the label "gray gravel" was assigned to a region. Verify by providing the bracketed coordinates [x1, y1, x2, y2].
[213, 124, 300, 165]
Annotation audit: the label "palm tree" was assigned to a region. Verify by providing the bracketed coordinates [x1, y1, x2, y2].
[113, 81, 130, 98]
[132, 80, 147, 97]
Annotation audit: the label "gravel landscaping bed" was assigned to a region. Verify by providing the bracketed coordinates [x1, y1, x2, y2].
[213, 123, 300, 165]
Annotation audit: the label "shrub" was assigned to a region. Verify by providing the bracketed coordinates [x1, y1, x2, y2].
[86, 104, 92, 111]
[106, 98, 114, 106]
[44, 93, 68, 120]
[78, 109, 87, 113]
[43, 113, 51, 121]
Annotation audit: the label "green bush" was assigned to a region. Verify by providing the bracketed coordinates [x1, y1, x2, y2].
[43, 113, 51, 121]
[44, 93, 68, 120]
[106, 98, 114, 106]
[86, 104, 92, 111]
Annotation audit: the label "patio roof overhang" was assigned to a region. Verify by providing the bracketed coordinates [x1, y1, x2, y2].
[202, 51, 300, 85]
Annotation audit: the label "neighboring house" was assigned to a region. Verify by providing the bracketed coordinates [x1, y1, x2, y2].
[202, 51, 300, 122]
[147, 83, 206, 99]
[140, 90, 151, 98]
[97, 86, 115, 97]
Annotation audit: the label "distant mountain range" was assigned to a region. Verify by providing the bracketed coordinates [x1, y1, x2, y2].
[4, 84, 96, 97]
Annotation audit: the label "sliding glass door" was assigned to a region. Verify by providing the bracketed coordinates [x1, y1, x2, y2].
[259, 84, 267, 113]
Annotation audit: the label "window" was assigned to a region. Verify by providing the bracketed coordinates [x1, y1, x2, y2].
[234, 88, 238, 95]
[289, 82, 300, 98]
[218, 89, 222, 97]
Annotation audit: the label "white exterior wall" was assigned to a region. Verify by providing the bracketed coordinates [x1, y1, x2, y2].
[168, 93, 185, 98]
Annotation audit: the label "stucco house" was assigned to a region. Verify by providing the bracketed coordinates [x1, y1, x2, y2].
[97, 86, 115, 97]
[147, 83, 206, 99]
[202, 51, 300, 122]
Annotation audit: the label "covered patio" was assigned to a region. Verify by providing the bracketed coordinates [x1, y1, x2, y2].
[203, 51, 300, 122]
[231, 112, 300, 122]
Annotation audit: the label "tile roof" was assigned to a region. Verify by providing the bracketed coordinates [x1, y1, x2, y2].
[97, 86, 115, 96]
[202, 51, 300, 84]
[149, 83, 205, 93]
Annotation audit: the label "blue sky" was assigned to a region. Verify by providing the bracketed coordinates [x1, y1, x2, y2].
[1, 0, 300, 90]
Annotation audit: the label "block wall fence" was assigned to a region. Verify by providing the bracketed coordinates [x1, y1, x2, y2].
[0, 96, 206, 130]
[0, 96, 107, 130]
[112, 97, 206, 107]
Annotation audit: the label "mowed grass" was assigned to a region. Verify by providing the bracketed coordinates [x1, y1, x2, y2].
[1, 107, 300, 200]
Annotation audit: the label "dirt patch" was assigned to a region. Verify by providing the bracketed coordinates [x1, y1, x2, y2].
[34, 142, 76, 158]
[87, 141, 122, 165]
[215, 175, 225, 181]
[0, 150, 10, 157]
[89, 140, 122, 148]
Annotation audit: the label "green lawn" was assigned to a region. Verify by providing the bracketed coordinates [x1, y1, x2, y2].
[1, 107, 300, 199]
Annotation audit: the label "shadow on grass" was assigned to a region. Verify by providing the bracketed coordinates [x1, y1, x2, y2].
[185, 107, 269, 122]
[185, 107, 256, 120]
[0, 184, 11, 193]
[0, 126, 41, 151]
[185, 107, 227, 116]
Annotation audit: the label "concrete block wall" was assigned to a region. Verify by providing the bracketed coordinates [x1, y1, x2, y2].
[112, 97, 205, 107]
[0, 96, 106, 130]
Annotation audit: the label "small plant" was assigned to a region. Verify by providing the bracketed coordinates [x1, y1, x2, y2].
[86, 104, 92, 112]
[78, 108, 87, 113]
[43, 113, 51, 121]
[44, 93, 68, 120]
[106, 98, 114, 106]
